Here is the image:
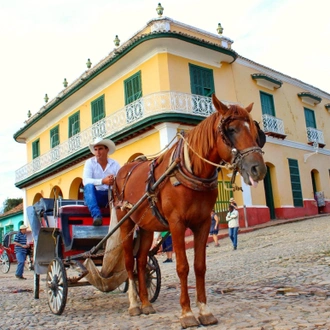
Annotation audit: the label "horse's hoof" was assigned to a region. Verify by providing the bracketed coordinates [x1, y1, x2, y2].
[179, 315, 200, 329]
[198, 313, 218, 326]
[129, 306, 142, 316]
[142, 305, 156, 315]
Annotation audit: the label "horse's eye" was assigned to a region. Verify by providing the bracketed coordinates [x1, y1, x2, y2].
[227, 126, 237, 134]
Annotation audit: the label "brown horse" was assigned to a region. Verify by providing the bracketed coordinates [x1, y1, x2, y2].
[112, 94, 267, 328]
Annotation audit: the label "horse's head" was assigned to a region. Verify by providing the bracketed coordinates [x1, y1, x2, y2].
[212, 94, 267, 187]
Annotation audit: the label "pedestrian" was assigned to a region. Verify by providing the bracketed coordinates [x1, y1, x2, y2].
[153, 231, 173, 263]
[226, 204, 239, 250]
[229, 197, 238, 209]
[13, 225, 30, 280]
[83, 137, 121, 226]
[209, 209, 220, 247]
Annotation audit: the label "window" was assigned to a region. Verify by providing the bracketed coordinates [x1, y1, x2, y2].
[5, 223, 14, 234]
[50, 126, 60, 148]
[189, 64, 214, 97]
[68, 111, 80, 137]
[304, 108, 316, 128]
[124, 71, 142, 105]
[91, 95, 105, 124]
[260, 91, 275, 116]
[50, 126, 60, 161]
[32, 139, 40, 159]
[288, 158, 303, 207]
[68, 111, 81, 153]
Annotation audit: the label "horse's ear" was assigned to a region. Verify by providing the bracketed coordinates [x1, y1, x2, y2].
[246, 103, 254, 113]
[212, 94, 228, 115]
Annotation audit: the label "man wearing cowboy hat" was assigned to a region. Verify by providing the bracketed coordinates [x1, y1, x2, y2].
[13, 225, 30, 279]
[83, 137, 120, 226]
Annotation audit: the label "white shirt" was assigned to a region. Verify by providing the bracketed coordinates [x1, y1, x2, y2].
[83, 157, 121, 191]
[226, 209, 239, 228]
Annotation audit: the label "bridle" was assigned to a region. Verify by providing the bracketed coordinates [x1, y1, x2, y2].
[218, 115, 264, 175]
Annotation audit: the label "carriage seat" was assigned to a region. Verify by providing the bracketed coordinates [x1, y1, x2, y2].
[58, 205, 111, 251]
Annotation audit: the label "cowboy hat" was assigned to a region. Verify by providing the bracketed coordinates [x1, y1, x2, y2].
[20, 225, 28, 230]
[89, 137, 116, 155]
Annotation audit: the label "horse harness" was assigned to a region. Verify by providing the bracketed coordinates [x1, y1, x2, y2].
[114, 114, 266, 227]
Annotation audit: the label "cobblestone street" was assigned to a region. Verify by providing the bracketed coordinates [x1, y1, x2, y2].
[1, 215, 330, 330]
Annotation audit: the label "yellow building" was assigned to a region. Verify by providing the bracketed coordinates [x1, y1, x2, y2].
[14, 9, 330, 227]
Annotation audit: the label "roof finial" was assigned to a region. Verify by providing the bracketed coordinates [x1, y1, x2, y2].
[114, 35, 120, 47]
[217, 23, 223, 35]
[156, 3, 164, 17]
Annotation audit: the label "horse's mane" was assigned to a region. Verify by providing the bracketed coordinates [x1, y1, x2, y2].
[185, 104, 258, 174]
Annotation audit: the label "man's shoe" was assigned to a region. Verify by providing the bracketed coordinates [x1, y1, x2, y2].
[93, 216, 102, 226]
[16, 275, 27, 280]
[163, 258, 173, 263]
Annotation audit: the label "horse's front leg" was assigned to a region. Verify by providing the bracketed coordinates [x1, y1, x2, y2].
[119, 216, 141, 316]
[136, 229, 156, 315]
[192, 223, 218, 326]
[172, 226, 200, 328]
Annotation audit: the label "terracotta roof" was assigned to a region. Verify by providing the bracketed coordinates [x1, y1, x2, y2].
[0, 203, 23, 217]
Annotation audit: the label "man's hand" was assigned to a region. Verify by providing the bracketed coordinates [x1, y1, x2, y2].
[102, 175, 115, 186]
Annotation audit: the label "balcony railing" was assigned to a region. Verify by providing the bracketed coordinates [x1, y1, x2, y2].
[262, 114, 286, 138]
[15, 92, 219, 183]
[306, 127, 324, 145]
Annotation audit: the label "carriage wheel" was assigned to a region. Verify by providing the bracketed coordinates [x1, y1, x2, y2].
[46, 257, 68, 315]
[0, 251, 10, 274]
[145, 255, 161, 303]
[34, 273, 40, 299]
[132, 255, 161, 303]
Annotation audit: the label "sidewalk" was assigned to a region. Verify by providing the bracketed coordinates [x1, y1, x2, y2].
[185, 212, 329, 249]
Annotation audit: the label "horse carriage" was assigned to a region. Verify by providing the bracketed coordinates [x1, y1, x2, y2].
[0, 230, 34, 274]
[27, 95, 266, 328]
[27, 197, 162, 315]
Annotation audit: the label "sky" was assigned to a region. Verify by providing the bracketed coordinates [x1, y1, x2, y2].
[0, 0, 329, 211]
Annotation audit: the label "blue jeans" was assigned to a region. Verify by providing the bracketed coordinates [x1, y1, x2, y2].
[15, 251, 27, 277]
[84, 184, 109, 218]
[228, 227, 239, 249]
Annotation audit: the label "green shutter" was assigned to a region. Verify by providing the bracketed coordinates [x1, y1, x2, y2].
[50, 126, 59, 148]
[260, 91, 275, 116]
[68, 112, 80, 137]
[124, 71, 142, 105]
[189, 64, 214, 96]
[92, 95, 105, 124]
[32, 140, 40, 159]
[288, 158, 303, 207]
[304, 108, 316, 128]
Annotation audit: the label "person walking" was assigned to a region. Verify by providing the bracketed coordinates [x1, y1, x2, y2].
[226, 204, 239, 250]
[209, 209, 220, 247]
[83, 137, 121, 226]
[153, 231, 173, 263]
[13, 225, 30, 280]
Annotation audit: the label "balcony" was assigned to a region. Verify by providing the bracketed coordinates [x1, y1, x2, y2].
[306, 127, 325, 148]
[261, 114, 286, 139]
[15, 92, 222, 184]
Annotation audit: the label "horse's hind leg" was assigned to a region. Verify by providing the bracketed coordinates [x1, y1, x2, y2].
[119, 214, 141, 316]
[136, 229, 156, 315]
[192, 225, 218, 326]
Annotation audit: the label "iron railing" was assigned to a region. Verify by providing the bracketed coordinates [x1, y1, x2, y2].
[15, 92, 220, 183]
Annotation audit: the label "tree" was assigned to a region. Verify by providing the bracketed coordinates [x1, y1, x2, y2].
[2, 198, 23, 213]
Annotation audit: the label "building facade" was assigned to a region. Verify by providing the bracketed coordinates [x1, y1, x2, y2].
[0, 203, 24, 242]
[14, 11, 330, 228]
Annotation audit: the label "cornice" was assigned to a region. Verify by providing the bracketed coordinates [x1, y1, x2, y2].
[237, 56, 330, 99]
